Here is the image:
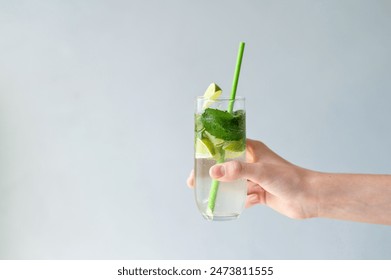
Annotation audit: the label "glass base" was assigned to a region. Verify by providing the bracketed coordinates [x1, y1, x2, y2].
[202, 213, 240, 221]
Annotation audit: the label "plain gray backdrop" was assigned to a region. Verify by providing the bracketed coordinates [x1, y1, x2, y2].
[1, 0, 391, 259]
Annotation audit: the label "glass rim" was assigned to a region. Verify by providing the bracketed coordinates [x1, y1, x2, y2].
[196, 96, 245, 101]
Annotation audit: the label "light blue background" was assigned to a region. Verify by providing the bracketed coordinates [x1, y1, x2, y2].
[1, 0, 391, 259]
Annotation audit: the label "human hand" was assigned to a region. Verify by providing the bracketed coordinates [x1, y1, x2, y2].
[187, 139, 318, 219]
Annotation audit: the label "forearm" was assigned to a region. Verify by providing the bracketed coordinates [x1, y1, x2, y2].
[310, 172, 391, 225]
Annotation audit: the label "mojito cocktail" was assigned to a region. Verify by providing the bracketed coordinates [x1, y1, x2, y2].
[194, 95, 247, 221]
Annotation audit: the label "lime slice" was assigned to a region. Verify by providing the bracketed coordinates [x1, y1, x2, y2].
[223, 140, 245, 151]
[223, 140, 245, 159]
[195, 138, 215, 159]
[204, 130, 224, 147]
[202, 83, 222, 109]
[224, 149, 245, 159]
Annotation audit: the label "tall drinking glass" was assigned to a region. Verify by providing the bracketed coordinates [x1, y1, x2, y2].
[194, 97, 246, 221]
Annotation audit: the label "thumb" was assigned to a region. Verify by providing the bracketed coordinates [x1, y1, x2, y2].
[209, 160, 258, 182]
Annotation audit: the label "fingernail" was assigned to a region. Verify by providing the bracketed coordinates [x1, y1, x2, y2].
[211, 165, 225, 178]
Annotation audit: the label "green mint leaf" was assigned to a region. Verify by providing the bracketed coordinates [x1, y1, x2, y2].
[201, 108, 245, 141]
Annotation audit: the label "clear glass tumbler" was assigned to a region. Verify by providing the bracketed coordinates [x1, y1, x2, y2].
[194, 97, 247, 221]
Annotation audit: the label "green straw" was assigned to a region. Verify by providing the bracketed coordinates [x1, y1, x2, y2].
[207, 42, 246, 218]
[228, 42, 245, 113]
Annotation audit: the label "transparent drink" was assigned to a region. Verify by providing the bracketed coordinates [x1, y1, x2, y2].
[194, 97, 246, 221]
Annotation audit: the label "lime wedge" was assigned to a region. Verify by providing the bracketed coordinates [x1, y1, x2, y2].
[202, 83, 222, 109]
[195, 138, 215, 159]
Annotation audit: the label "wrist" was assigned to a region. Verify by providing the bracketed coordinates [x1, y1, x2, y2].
[301, 169, 323, 219]
[304, 170, 340, 220]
